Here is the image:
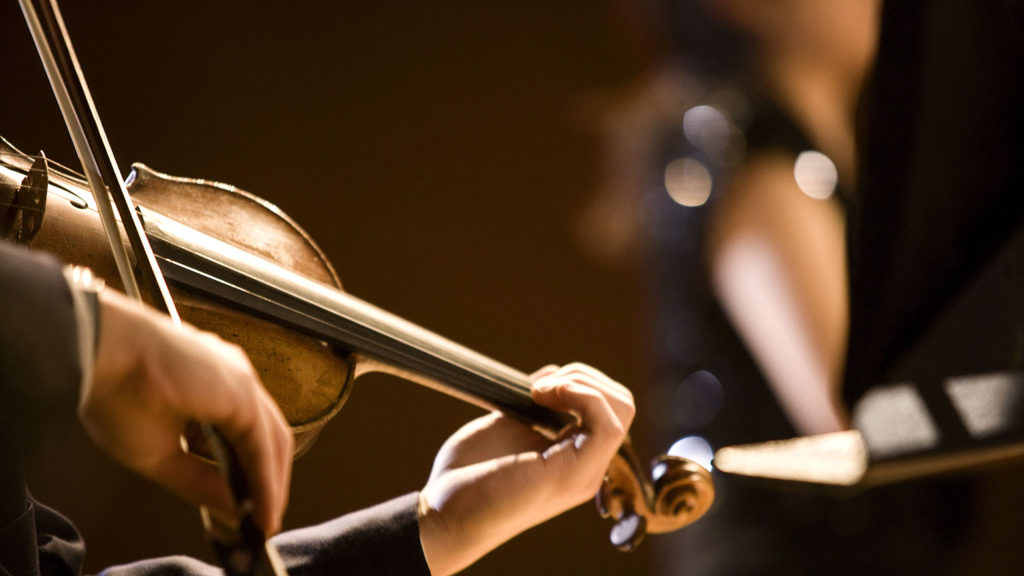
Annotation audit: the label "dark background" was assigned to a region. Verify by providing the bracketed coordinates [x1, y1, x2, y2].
[1, 2, 668, 574]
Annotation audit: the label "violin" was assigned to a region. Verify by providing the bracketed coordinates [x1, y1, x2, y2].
[9, 0, 712, 568]
[0, 136, 713, 551]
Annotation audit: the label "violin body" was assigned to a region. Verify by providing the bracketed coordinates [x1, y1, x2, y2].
[10, 152, 352, 456]
[0, 139, 713, 550]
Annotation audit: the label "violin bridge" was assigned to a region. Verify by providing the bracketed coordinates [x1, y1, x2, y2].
[0, 152, 48, 243]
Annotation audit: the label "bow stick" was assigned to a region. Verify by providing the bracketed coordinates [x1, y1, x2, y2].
[18, 2, 285, 574]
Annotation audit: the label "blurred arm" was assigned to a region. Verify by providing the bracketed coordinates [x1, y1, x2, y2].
[707, 154, 849, 434]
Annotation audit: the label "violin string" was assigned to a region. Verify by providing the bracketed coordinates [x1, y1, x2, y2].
[0, 203, 44, 213]
[0, 187, 52, 200]
[1, 152, 86, 181]
[1, 144, 89, 182]
[1, 148, 90, 206]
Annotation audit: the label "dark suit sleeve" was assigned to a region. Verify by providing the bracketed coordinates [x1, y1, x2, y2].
[0, 242, 82, 459]
[274, 492, 430, 576]
[0, 241, 85, 576]
[98, 494, 430, 576]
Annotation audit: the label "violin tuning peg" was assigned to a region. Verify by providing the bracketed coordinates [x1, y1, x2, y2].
[609, 510, 647, 552]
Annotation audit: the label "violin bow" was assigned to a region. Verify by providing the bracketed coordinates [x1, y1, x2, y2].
[18, 2, 286, 574]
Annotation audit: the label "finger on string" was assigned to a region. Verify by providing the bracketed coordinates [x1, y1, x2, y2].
[548, 363, 634, 426]
[529, 364, 561, 381]
[530, 371, 629, 432]
[532, 380, 623, 460]
[531, 383, 623, 497]
[554, 363, 634, 408]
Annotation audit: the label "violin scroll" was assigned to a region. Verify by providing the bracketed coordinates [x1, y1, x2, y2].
[597, 440, 714, 551]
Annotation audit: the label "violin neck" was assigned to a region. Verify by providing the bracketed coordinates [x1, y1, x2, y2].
[141, 207, 572, 433]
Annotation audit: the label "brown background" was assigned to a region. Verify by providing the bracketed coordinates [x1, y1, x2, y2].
[1, 2, 669, 574]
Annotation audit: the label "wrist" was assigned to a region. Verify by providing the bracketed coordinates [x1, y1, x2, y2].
[85, 288, 146, 414]
[418, 492, 447, 576]
[419, 491, 469, 576]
